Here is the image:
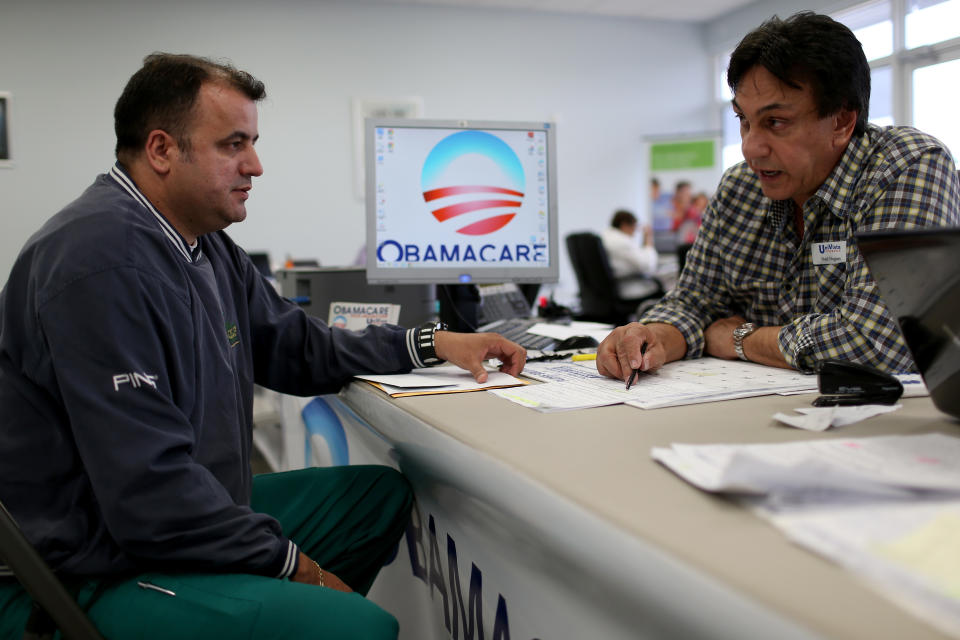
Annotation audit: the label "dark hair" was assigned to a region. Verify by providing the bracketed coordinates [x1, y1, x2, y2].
[727, 11, 870, 136]
[114, 53, 266, 163]
[611, 209, 637, 229]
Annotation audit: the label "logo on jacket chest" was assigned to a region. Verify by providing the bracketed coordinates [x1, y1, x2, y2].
[225, 321, 240, 348]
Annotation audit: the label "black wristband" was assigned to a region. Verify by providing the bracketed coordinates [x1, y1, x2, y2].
[416, 321, 448, 367]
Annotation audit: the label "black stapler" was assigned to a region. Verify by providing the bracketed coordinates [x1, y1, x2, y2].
[813, 359, 903, 407]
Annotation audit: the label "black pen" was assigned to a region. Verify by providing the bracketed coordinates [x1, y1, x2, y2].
[626, 342, 647, 390]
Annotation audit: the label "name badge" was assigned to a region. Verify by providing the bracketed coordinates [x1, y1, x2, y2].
[812, 241, 846, 265]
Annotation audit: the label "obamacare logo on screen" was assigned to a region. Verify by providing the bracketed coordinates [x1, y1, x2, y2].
[421, 131, 525, 236]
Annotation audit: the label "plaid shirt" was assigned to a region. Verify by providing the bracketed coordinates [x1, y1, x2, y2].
[642, 125, 960, 373]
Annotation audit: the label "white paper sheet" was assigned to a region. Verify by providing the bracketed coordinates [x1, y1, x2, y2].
[759, 496, 960, 638]
[652, 433, 960, 637]
[356, 367, 523, 395]
[526, 321, 614, 345]
[502, 357, 818, 412]
[651, 433, 960, 496]
[623, 358, 817, 409]
[490, 363, 632, 411]
[773, 404, 902, 431]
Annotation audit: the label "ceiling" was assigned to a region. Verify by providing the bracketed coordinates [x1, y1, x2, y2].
[356, 0, 758, 22]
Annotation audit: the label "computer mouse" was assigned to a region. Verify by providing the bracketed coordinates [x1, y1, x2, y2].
[553, 335, 600, 350]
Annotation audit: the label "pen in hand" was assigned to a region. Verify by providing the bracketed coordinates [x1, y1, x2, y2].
[625, 342, 648, 391]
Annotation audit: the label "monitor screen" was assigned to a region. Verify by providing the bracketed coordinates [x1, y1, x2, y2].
[365, 118, 559, 285]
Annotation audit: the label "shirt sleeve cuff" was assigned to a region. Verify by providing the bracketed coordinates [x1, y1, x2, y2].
[639, 311, 705, 359]
[270, 539, 299, 579]
[778, 321, 816, 373]
[405, 327, 426, 368]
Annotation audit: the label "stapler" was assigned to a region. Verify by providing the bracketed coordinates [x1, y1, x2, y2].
[813, 359, 903, 407]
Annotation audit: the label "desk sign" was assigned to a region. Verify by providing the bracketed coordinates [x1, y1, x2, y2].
[328, 301, 400, 329]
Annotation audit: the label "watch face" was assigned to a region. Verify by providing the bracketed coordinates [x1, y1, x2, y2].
[734, 323, 756, 341]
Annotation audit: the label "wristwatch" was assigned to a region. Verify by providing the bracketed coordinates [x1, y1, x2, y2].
[732, 322, 757, 361]
[416, 321, 449, 367]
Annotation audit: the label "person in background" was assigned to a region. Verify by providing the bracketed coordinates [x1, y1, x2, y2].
[598, 11, 960, 381]
[0, 53, 525, 640]
[675, 191, 708, 245]
[650, 177, 674, 232]
[669, 180, 693, 232]
[600, 209, 660, 299]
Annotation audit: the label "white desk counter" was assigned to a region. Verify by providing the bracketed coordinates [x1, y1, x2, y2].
[336, 380, 957, 640]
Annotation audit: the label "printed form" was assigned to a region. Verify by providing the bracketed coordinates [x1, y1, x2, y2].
[653, 433, 960, 638]
[491, 357, 817, 411]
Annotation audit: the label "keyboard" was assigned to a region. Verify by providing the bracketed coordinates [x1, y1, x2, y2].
[477, 317, 556, 351]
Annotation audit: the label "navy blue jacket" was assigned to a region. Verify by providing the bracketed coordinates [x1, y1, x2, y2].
[0, 165, 416, 579]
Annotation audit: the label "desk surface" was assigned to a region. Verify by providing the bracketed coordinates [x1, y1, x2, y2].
[343, 380, 958, 639]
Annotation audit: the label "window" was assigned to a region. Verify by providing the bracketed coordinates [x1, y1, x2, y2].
[715, 0, 960, 168]
[913, 58, 960, 163]
[869, 66, 894, 127]
[836, 1, 893, 61]
[906, 0, 960, 48]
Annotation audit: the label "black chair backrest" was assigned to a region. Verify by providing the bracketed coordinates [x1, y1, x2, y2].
[565, 232, 621, 321]
[0, 500, 105, 640]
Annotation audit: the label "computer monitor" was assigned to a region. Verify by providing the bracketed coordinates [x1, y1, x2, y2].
[365, 118, 559, 286]
[857, 227, 960, 420]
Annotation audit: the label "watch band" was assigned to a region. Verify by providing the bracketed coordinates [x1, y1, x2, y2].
[415, 321, 448, 367]
[733, 322, 757, 362]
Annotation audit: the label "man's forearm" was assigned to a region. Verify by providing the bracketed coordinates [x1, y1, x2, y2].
[741, 326, 791, 369]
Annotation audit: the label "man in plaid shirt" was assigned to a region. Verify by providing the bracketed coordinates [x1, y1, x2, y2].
[598, 11, 959, 379]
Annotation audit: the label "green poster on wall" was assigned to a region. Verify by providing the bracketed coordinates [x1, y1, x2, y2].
[650, 140, 715, 171]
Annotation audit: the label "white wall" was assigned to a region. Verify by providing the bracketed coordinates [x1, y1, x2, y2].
[0, 0, 712, 302]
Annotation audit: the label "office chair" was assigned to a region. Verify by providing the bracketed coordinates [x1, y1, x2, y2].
[565, 232, 664, 326]
[0, 499, 105, 640]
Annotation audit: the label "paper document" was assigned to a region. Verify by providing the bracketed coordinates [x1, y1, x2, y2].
[765, 498, 960, 639]
[526, 321, 614, 345]
[651, 432, 960, 497]
[896, 373, 929, 397]
[651, 433, 960, 637]
[496, 357, 817, 412]
[356, 367, 526, 397]
[774, 404, 902, 431]
[624, 358, 817, 409]
[490, 362, 632, 411]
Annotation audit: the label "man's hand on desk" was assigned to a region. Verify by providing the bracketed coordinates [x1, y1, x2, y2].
[596, 322, 685, 381]
[434, 331, 526, 383]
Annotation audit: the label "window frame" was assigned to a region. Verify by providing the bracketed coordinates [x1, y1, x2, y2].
[714, 0, 960, 169]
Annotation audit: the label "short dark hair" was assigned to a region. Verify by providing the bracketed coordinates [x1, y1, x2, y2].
[727, 12, 870, 137]
[114, 53, 266, 163]
[611, 209, 637, 229]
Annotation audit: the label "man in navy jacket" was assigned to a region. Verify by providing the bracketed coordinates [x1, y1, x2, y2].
[0, 53, 525, 639]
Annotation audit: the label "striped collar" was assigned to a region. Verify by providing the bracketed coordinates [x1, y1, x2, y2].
[109, 163, 200, 263]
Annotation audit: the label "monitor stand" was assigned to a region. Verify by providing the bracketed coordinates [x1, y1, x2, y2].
[437, 284, 480, 333]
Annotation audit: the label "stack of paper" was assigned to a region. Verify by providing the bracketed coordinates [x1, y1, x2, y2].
[653, 433, 960, 638]
[356, 367, 526, 397]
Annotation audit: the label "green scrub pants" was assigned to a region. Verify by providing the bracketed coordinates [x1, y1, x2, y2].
[0, 465, 413, 640]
